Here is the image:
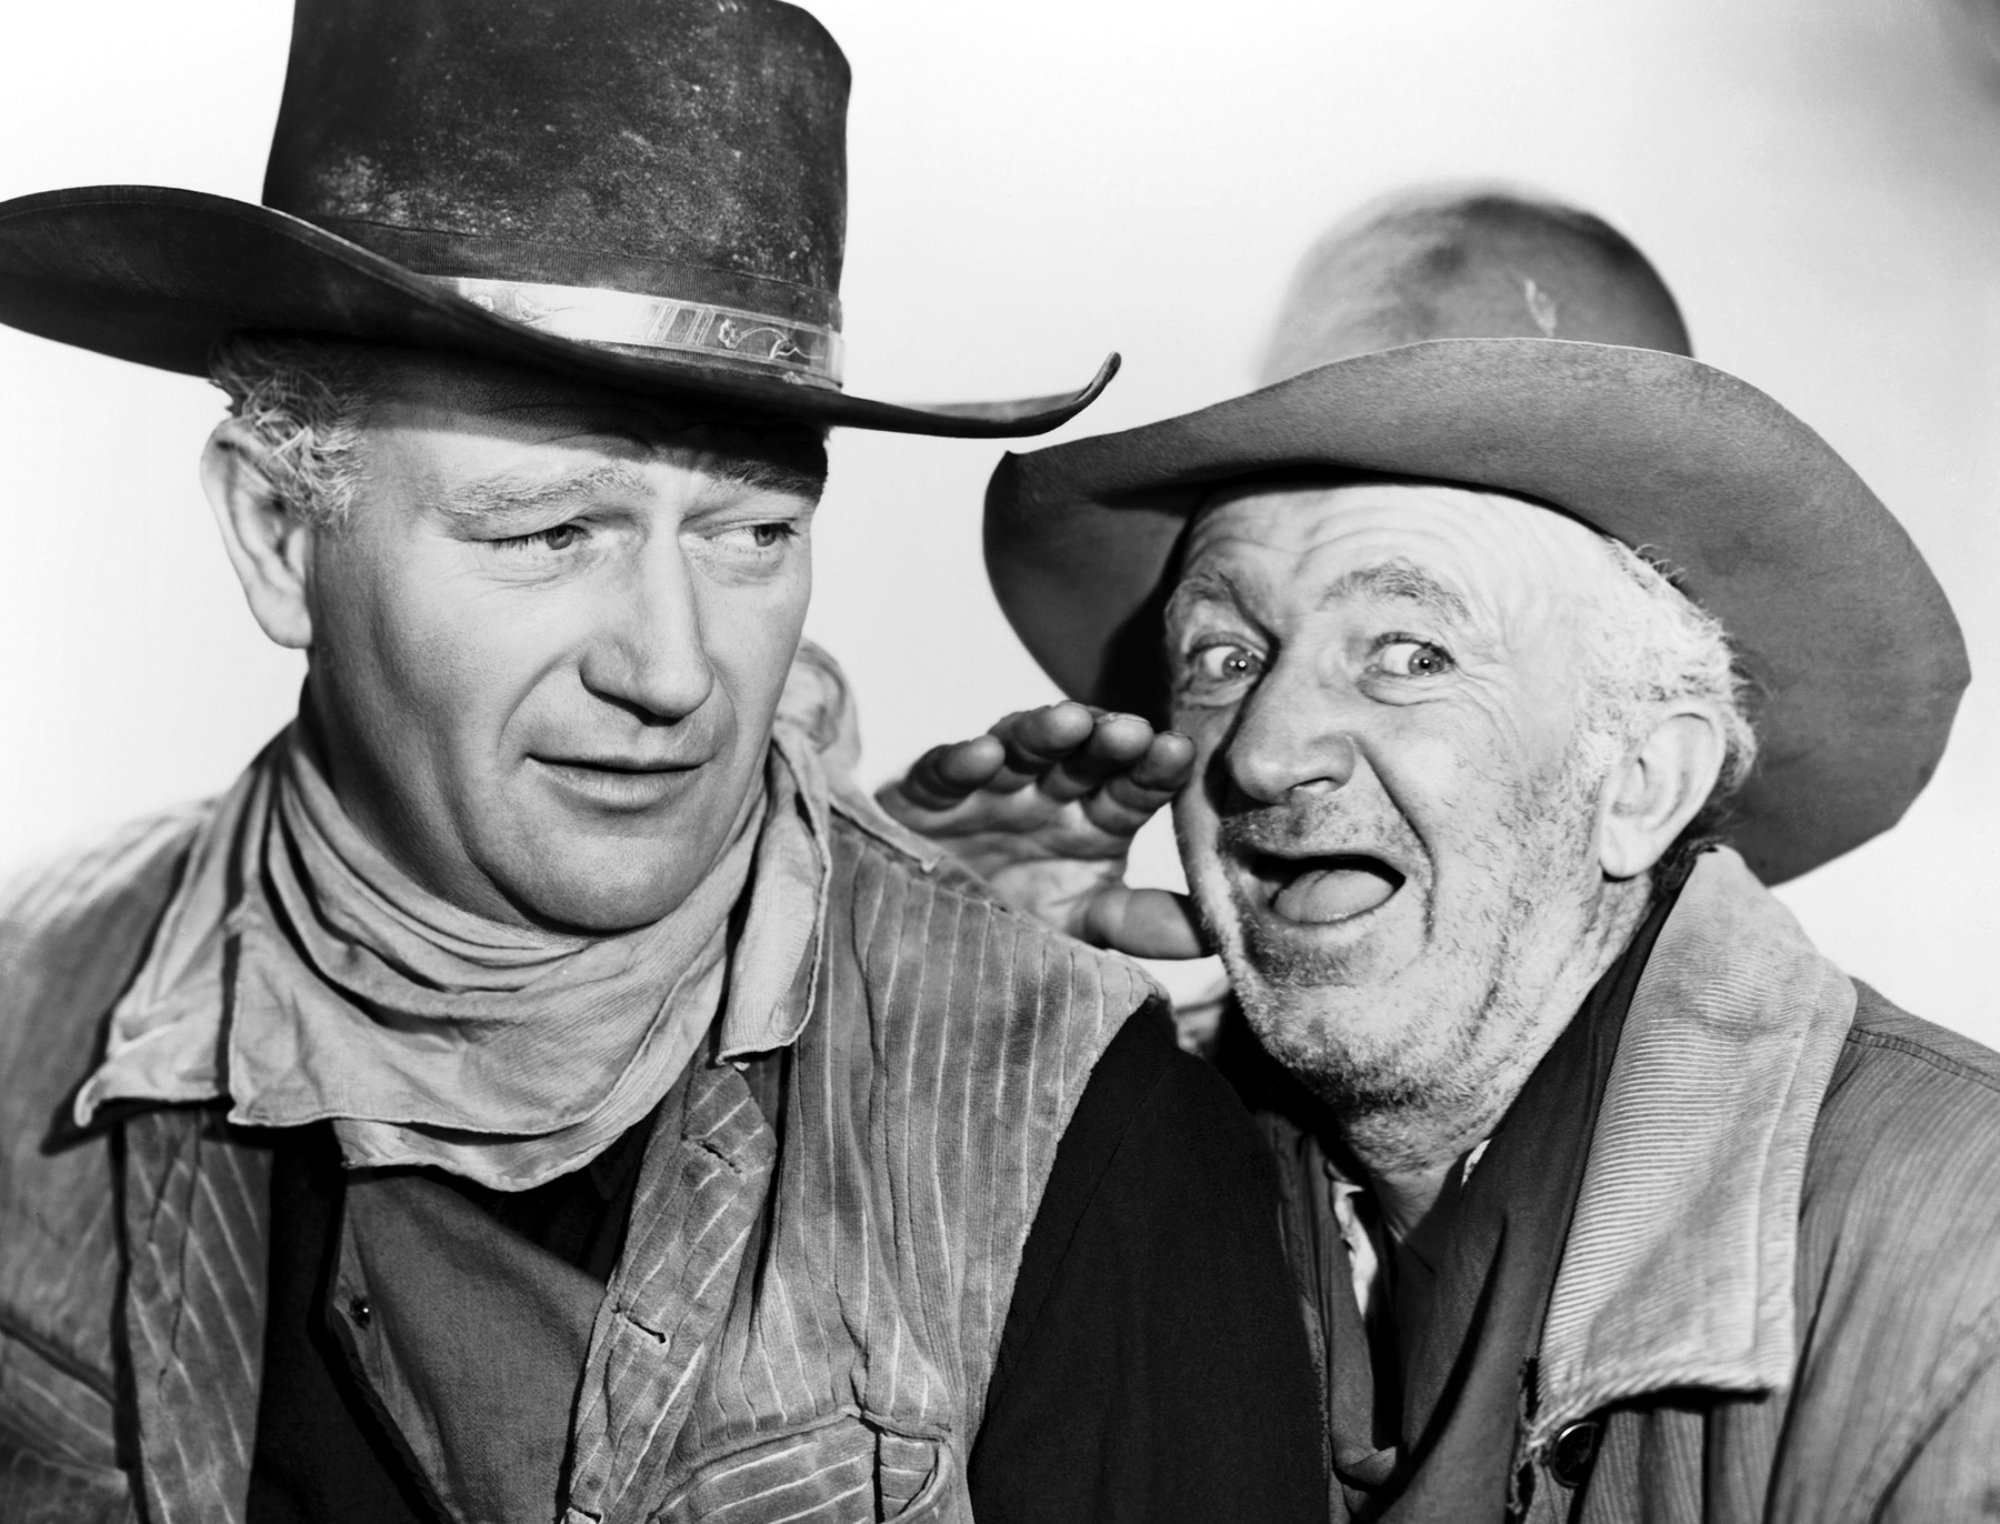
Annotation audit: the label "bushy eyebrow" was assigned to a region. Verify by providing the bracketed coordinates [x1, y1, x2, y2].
[1319, 560, 1470, 623]
[1165, 559, 1471, 629]
[1163, 568, 1246, 631]
[431, 450, 824, 525]
[432, 461, 648, 523]
[703, 455, 825, 503]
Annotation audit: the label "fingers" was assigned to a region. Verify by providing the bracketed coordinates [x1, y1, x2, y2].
[883, 701, 1195, 831]
[1083, 731, 1195, 835]
[995, 705, 1166, 804]
[887, 700, 1107, 811]
[1039, 712, 1157, 801]
[1082, 887, 1210, 960]
[1124, 729, 1196, 793]
[984, 702, 1099, 791]
[889, 734, 1007, 812]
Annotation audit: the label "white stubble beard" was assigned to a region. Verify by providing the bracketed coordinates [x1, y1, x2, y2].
[1185, 743, 1647, 1176]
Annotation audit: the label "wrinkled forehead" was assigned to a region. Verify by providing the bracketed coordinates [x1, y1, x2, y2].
[1174, 474, 1615, 623]
[361, 346, 830, 494]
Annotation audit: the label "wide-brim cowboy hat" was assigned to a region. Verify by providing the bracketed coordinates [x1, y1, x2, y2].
[984, 337, 1968, 883]
[0, 0, 1115, 439]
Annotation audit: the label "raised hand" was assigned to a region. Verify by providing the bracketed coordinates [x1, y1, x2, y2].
[876, 701, 1208, 959]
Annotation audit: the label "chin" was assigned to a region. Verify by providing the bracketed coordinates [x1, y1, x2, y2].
[1237, 975, 1473, 1114]
[500, 852, 704, 934]
[1203, 889, 1467, 1111]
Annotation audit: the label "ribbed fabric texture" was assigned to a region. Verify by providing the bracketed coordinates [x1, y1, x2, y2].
[1539, 987, 2000, 1523]
[551, 823, 1152, 1522]
[0, 808, 209, 1524]
[1534, 849, 1855, 1446]
[1, 796, 1154, 1523]
[1512, 851, 2000, 1522]
[121, 1110, 271, 1524]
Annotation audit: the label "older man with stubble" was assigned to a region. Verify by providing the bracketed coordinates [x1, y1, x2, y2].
[0, 5, 1329, 1522]
[883, 188, 2000, 1521]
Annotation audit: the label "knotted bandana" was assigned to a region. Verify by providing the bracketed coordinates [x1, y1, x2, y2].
[77, 713, 828, 1191]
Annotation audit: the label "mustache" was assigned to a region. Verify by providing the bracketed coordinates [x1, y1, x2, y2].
[1214, 796, 1421, 859]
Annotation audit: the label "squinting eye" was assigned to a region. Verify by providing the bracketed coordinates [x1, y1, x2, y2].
[746, 522, 795, 548]
[1375, 639, 1454, 678]
[498, 522, 585, 552]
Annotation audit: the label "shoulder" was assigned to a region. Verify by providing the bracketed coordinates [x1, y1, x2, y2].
[1837, 981, 2000, 1094]
[1809, 979, 2000, 1200]
[0, 806, 205, 966]
[0, 808, 203, 1448]
[1793, 984, 2000, 1391]
[1051, 1005, 1279, 1209]
[0, 806, 204, 1175]
[1799, 979, 2000, 1282]
[1774, 982, 2000, 1507]
[819, 794, 1166, 1056]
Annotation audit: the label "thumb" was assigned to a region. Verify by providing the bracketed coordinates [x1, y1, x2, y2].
[1082, 887, 1210, 960]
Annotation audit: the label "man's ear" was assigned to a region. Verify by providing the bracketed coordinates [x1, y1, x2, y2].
[1596, 705, 1727, 880]
[201, 418, 316, 650]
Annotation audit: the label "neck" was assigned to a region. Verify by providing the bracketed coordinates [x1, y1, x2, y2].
[1336, 875, 1651, 1238]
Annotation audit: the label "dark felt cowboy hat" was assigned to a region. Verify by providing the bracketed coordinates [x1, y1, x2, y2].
[0, 0, 1115, 437]
[985, 184, 1968, 882]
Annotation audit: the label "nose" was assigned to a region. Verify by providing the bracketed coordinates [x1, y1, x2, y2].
[1221, 656, 1360, 806]
[578, 539, 715, 721]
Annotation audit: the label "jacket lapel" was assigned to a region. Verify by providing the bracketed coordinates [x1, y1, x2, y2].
[1529, 849, 1853, 1453]
[119, 1106, 271, 1524]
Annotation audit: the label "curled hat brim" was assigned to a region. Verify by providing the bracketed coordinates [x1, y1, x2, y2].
[984, 338, 1968, 884]
[0, 187, 1117, 438]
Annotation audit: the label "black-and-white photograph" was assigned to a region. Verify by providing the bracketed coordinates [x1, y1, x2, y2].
[3, 3, 1997, 1520]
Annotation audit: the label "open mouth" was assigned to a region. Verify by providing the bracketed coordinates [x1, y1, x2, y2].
[1249, 851, 1406, 925]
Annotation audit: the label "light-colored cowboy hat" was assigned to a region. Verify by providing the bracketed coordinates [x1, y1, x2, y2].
[983, 184, 1966, 883]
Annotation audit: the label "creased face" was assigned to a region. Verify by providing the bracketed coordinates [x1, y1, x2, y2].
[1167, 479, 1622, 1115]
[300, 356, 823, 933]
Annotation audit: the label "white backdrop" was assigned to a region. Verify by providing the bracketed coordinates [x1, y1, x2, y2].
[3, 0, 1997, 1044]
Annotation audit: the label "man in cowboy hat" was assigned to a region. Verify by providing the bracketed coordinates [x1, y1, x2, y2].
[0, 4, 1329, 1522]
[882, 185, 2000, 1519]
[884, 185, 1700, 981]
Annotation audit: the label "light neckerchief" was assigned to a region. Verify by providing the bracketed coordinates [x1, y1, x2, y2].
[76, 715, 830, 1192]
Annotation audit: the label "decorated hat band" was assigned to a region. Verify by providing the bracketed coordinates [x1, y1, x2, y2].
[0, 0, 1117, 434]
[441, 275, 845, 385]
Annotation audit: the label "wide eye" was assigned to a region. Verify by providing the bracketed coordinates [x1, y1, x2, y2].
[1182, 640, 1266, 692]
[1374, 637, 1454, 678]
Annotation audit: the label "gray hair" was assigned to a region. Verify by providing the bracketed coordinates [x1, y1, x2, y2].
[207, 334, 386, 525]
[1574, 535, 1759, 871]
